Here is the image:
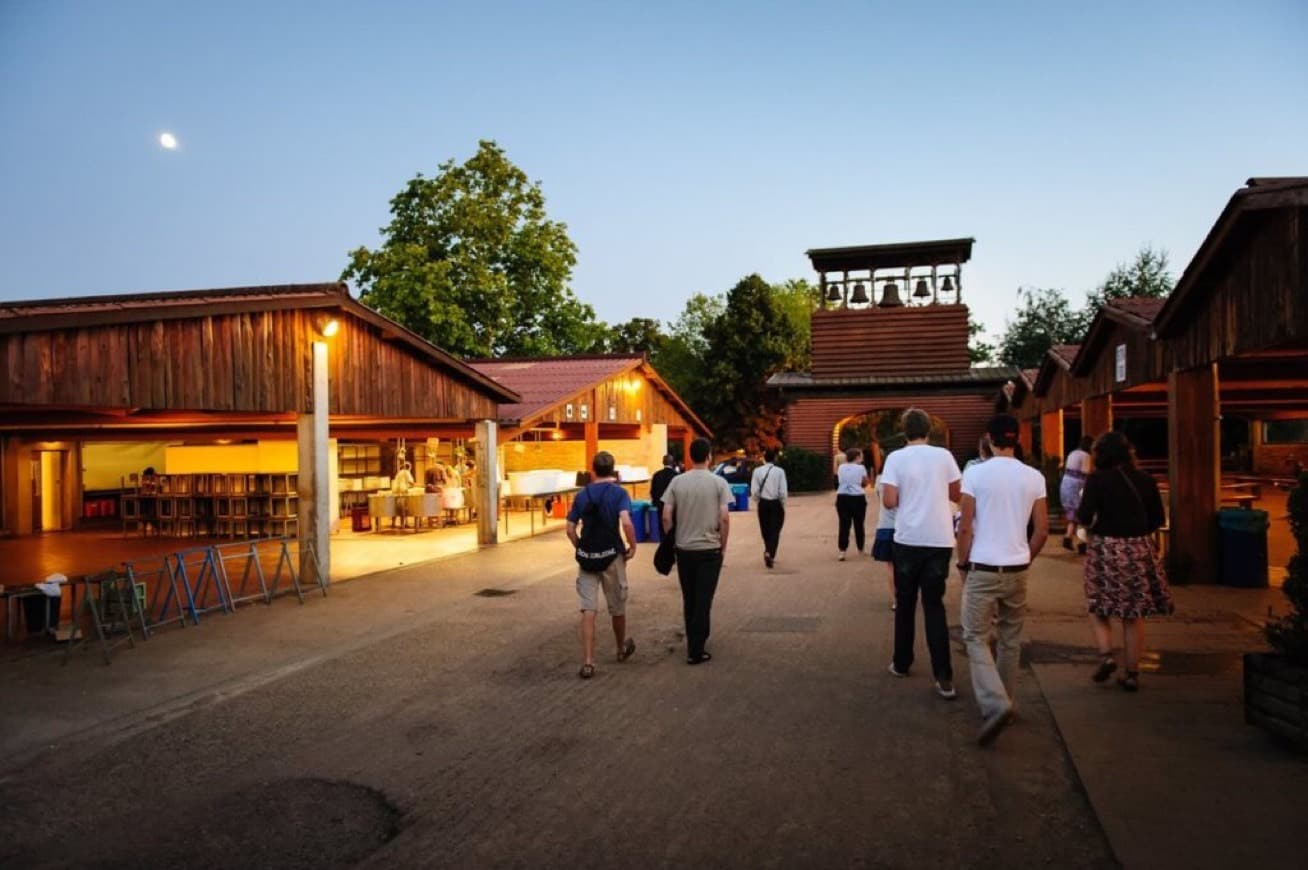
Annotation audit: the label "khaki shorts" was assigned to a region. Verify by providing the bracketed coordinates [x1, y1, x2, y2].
[577, 557, 628, 616]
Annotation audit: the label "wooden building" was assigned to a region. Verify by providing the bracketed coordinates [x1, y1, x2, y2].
[0, 282, 520, 571]
[471, 355, 710, 492]
[1009, 177, 1308, 583]
[770, 238, 1019, 471]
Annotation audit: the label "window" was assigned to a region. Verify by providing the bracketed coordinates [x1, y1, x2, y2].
[1263, 420, 1308, 444]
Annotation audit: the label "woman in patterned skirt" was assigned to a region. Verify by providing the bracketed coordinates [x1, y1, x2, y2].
[1076, 431, 1173, 691]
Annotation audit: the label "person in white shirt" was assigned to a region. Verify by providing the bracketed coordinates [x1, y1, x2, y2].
[1060, 436, 1094, 553]
[881, 409, 962, 700]
[834, 448, 870, 560]
[956, 414, 1049, 746]
[750, 448, 789, 569]
[872, 477, 896, 609]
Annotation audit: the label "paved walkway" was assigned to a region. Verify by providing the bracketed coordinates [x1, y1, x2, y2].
[0, 494, 1303, 868]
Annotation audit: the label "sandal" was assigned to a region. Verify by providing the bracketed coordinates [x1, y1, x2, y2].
[1092, 655, 1117, 683]
[1118, 671, 1139, 692]
[618, 638, 636, 662]
[578, 663, 595, 679]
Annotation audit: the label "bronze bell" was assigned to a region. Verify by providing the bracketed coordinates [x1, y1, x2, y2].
[850, 282, 870, 304]
[825, 283, 841, 302]
[878, 281, 904, 307]
[913, 278, 931, 299]
[940, 276, 955, 295]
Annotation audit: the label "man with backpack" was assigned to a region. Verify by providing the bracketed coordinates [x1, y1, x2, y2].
[567, 451, 639, 679]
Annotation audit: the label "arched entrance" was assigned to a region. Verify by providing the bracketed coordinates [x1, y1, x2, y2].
[830, 409, 950, 473]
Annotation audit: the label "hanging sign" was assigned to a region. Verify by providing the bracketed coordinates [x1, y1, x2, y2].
[1115, 344, 1126, 383]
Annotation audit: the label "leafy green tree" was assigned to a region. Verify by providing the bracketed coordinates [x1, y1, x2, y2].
[650, 292, 724, 403]
[998, 287, 1083, 369]
[607, 317, 668, 356]
[770, 278, 820, 370]
[342, 140, 604, 357]
[968, 316, 996, 364]
[1085, 246, 1173, 308]
[698, 274, 798, 452]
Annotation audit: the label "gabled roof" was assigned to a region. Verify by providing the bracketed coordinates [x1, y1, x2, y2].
[1033, 344, 1081, 397]
[470, 355, 711, 436]
[1009, 368, 1040, 409]
[767, 367, 1019, 388]
[1155, 177, 1308, 337]
[1070, 297, 1164, 375]
[0, 282, 519, 403]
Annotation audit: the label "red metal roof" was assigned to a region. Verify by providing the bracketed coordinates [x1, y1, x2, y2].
[1049, 344, 1081, 368]
[470, 355, 711, 436]
[472, 356, 641, 423]
[1104, 296, 1165, 328]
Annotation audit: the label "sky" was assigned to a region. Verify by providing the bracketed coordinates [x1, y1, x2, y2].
[2, 0, 1305, 345]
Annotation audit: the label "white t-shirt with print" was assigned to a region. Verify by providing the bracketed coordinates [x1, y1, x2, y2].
[961, 456, 1047, 566]
[880, 443, 961, 548]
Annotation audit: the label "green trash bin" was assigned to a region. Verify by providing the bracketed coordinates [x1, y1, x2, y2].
[1216, 508, 1270, 588]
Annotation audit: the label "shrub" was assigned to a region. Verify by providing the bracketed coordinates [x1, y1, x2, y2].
[1266, 473, 1308, 665]
[778, 446, 828, 492]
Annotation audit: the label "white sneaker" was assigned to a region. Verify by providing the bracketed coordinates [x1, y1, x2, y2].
[935, 679, 958, 700]
[887, 662, 909, 678]
[838, 551, 847, 561]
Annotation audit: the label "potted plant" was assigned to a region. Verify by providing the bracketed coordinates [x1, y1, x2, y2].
[1245, 472, 1308, 750]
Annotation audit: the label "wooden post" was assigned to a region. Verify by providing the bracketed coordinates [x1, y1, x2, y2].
[475, 419, 498, 546]
[1018, 419, 1034, 459]
[297, 340, 331, 586]
[1167, 364, 1220, 584]
[1081, 395, 1113, 442]
[584, 420, 599, 468]
[1040, 409, 1064, 463]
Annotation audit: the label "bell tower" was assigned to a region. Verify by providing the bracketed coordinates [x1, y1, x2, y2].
[806, 238, 974, 379]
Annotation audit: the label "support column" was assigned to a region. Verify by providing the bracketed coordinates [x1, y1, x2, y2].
[1040, 409, 1064, 463]
[1167, 364, 1220, 584]
[1018, 419, 1034, 460]
[297, 341, 331, 587]
[1081, 394, 1114, 442]
[584, 421, 599, 467]
[475, 419, 498, 546]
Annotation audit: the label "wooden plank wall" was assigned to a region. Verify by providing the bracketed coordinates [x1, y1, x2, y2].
[528, 371, 700, 434]
[1166, 207, 1308, 370]
[782, 392, 996, 466]
[811, 305, 970, 378]
[0, 310, 500, 419]
[1079, 323, 1170, 399]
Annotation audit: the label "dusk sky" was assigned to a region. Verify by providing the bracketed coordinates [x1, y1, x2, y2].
[2, 1, 1305, 344]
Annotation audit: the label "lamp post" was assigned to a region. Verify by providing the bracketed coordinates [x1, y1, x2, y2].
[298, 316, 337, 586]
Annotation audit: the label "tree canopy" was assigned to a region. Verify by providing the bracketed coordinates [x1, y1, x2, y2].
[997, 246, 1174, 369]
[342, 140, 605, 358]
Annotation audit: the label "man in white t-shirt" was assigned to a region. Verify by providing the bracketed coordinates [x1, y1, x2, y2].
[956, 414, 1049, 746]
[880, 408, 962, 699]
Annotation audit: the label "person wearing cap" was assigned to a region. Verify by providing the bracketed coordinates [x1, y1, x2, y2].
[955, 414, 1049, 746]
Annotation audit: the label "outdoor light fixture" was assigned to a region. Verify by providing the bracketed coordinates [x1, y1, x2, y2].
[565, 403, 574, 419]
[580, 404, 589, 421]
[913, 278, 931, 299]
[317, 315, 340, 338]
[850, 282, 870, 304]
[825, 284, 841, 303]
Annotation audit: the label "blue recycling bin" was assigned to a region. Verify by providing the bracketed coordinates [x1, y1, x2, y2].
[630, 500, 652, 542]
[729, 484, 750, 512]
[648, 504, 662, 542]
[1217, 508, 1269, 588]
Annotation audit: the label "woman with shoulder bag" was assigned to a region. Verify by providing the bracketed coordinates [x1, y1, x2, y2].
[1077, 431, 1173, 691]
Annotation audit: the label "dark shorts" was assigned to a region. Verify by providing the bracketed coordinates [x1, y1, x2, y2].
[872, 528, 894, 562]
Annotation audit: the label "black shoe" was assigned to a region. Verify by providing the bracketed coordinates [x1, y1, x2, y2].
[687, 652, 713, 665]
[764, 552, 774, 569]
[1077, 542, 1087, 555]
[1092, 655, 1117, 683]
[978, 707, 1013, 747]
[1062, 537, 1074, 551]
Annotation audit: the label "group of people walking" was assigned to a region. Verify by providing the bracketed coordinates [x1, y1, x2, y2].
[564, 411, 1173, 748]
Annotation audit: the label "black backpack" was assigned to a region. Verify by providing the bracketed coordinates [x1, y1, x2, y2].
[575, 483, 624, 572]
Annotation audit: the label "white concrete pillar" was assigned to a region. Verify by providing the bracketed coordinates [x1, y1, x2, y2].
[298, 341, 331, 586]
[475, 419, 499, 546]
